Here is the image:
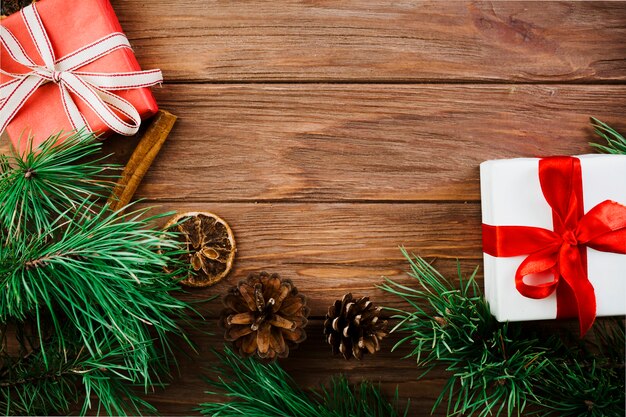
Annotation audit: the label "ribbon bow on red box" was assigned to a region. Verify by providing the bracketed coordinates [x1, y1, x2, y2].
[0, 0, 162, 150]
[482, 156, 626, 336]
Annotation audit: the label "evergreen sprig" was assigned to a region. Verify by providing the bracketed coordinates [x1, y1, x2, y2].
[0, 130, 116, 236]
[533, 319, 625, 417]
[0, 132, 196, 415]
[380, 249, 625, 417]
[199, 347, 408, 417]
[1, 321, 158, 416]
[589, 117, 626, 155]
[0, 201, 190, 376]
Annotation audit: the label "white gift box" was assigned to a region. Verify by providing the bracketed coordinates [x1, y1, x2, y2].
[480, 154, 626, 322]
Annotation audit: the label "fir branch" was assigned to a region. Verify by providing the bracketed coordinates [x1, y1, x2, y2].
[0, 130, 117, 236]
[380, 249, 547, 417]
[589, 117, 626, 155]
[0, 201, 192, 384]
[199, 347, 408, 417]
[380, 249, 625, 417]
[0, 130, 200, 415]
[533, 319, 625, 417]
[1, 322, 159, 416]
[534, 360, 623, 417]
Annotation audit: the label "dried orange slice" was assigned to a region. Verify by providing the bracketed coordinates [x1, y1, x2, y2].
[165, 211, 236, 287]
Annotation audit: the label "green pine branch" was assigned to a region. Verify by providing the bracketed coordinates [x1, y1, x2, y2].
[532, 318, 625, 417]
[0, 131, 198, 415]
[380, 249, 547, 417]
[589, 117, 626, 155]
[1, 201, 189, 368]
[198, 347, 409, 417]
[380, 248, 625, 417]
[1, 321, 159, 416]
[0, 130, 117, 236]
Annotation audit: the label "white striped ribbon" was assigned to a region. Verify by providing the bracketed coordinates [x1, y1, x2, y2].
[0, 3, 163, 136]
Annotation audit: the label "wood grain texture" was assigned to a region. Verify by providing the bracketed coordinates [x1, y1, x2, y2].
[100, 84, 626, 202]
[125, 316, 581, 417]
[3, 1, 625, 415]
[113, 0, 626, 82]
[137, 201, 484, 317]
[141, 319, 446, 417]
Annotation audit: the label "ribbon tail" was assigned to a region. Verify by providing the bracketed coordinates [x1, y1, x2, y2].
[0, 78, 24, 103]
[574, 278, 596, 337]
[560, 246, 596, 337]
[58, 84, 89, 132]
[95, 88, 141, 134]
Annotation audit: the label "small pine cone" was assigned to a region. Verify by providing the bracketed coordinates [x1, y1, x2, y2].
[323, 293, 388, 360]
[220, 272, 309, 360]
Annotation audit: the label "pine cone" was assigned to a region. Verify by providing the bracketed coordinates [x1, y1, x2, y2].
[220, 272, 309, 360]
[323, 293, 388, 360]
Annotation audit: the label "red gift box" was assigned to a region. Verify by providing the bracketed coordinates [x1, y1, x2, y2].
[1, 0, 160, 152]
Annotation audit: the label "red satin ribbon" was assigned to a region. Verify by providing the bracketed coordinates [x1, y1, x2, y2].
[482, 156, 626, 336]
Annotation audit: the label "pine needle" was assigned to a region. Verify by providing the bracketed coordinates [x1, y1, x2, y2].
[0, 130, 117, 236]
[0, 321, 159, 416]
[0, 131, 197, 415]
[198, 347, 409, 417]
[379, 248, 625, 417]
[589, 117, 626, 155]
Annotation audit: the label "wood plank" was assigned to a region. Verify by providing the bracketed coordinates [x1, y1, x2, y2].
[136, 317, 582, 416]
[114, 0, 626, 82]
[101, 84, 626, 202]
[140, 201, 483, 317]
[3, 2, 623, 416]
[138, 319, 449, 416]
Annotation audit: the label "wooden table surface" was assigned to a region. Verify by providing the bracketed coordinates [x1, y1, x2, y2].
[9, 1, 626, 415]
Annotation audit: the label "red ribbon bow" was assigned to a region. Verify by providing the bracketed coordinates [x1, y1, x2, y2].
[482, 156, 626, 336]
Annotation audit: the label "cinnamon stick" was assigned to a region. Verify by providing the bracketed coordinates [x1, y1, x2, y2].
[107, 109, 177, 211]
